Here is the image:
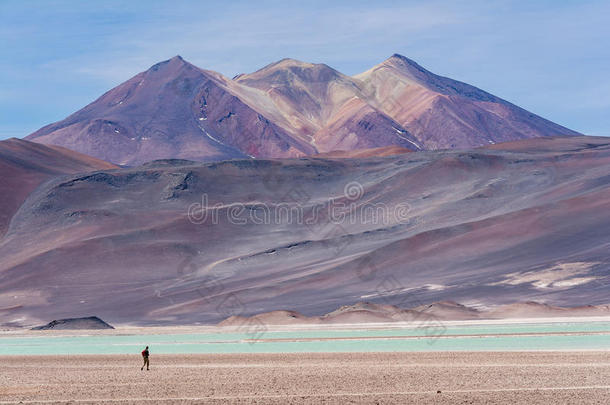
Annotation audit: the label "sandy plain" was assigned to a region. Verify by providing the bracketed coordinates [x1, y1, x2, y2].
[1, 351, 609, 404]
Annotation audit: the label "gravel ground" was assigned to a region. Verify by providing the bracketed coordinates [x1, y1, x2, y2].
[0, 352, 609, 404]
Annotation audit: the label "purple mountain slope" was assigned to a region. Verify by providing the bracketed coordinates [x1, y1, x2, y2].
[0, 136, 607, 326]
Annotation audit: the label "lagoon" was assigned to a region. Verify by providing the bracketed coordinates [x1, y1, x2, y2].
[1, 321, 609, 355]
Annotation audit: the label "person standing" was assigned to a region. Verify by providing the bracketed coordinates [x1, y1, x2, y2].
[141, 346, 150, 370]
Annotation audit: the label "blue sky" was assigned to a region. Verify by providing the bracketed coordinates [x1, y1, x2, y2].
[1, 0, 609, 139]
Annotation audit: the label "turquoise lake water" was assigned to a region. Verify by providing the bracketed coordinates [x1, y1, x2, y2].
[1, 322, 609, 355]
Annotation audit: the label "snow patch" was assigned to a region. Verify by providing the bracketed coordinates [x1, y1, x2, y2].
[423, 284, 446, 291]
[396, 133, 421, 150]
[198, 124, 227, 147]
[392, 127, 421, 149]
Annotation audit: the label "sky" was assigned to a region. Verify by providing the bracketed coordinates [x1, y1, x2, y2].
[1, 0, 609, 139]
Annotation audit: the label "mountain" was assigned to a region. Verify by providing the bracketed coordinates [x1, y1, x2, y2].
[27, 56, 312, 165]
[0, 136, 607, 326]
[0, 138, 117, 237]
[26, 55, 578, 165]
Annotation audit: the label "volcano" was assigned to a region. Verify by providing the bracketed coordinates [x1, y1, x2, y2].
[26, 55, 579, 165]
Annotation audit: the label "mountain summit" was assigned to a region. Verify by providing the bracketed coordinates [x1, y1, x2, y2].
[27, 55, 308, 165]
[353, 54, 580, 149]
[27, 54, 579, 165]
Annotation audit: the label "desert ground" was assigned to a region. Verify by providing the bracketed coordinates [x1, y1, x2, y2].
[1, 351, 609, 404]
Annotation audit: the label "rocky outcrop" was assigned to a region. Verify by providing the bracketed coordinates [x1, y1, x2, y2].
[32, 316, 114, 330]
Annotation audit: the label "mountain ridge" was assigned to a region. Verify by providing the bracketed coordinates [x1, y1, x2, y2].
[0, 138, 118, 237]
[26, 54, 579, 165]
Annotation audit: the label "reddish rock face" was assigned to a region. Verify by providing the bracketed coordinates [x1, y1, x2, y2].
[26, 55, 578, 165]
[0, 138, 117, 237]
[234, 58, 423, 153]
[312, 146, 413, 158]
